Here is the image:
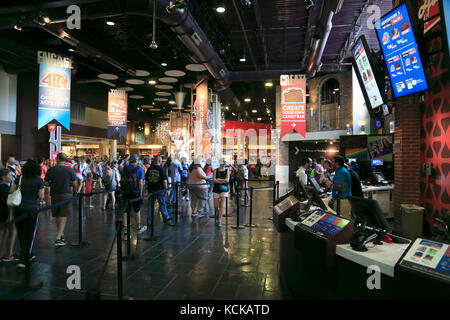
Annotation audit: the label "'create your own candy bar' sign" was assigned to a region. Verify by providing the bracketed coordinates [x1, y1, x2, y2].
[280, 74, 306, 138]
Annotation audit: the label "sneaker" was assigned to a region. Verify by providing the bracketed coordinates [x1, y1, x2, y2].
[1, 254, 19, 262]
[54, 239, 66, 247]
[163, 217, 172, 223]
[215, 221, 222, 227]
[137, 225, 147, 233]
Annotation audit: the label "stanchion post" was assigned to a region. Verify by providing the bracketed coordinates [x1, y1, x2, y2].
[169, 183, 179, 227]
[276, 181, 280, 200]
[231, 187, 244, 229]
[144, 192, 158, 241]
[115, 219, 123, 300]
[71, 194, 89, 247]
[225, 197, 228, 222]
[244, 180, 248, 206]
[272, 180, 276, 205]
[245, 187, 257, 228]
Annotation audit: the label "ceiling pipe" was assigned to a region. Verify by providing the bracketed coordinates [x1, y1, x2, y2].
[306, 0, 344, 78]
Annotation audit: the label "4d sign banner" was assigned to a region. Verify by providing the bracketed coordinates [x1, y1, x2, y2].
[107, 89, 127, 140]
[280, 74, 306, 138]
[37, 51, 72, 130]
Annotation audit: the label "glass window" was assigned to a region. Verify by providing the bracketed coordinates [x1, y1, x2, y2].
[320, 79, 344, 131]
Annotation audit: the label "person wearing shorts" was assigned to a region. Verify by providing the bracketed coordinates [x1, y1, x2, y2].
[213, 159, 230, 227]
[45, 153, 78, 247]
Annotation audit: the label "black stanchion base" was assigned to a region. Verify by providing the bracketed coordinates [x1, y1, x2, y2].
[244, 224, 258, 228]
[70, 241, 90, 247]
[11, 281, 43, 294]
[230, 225, 245, 229]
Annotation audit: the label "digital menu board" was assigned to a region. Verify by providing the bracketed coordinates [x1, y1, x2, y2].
[399, 238, 450, 282]
[301, 211, 350, 236]
[351, 36, 384, 109]
[376, 3, 428, 98]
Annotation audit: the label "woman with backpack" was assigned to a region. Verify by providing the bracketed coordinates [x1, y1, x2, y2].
[187, 160, 209, 218]
[101, 162, 119, 210]
[213, 159, 230, 227]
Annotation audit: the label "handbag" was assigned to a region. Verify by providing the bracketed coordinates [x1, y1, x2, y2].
[219, 184, 228, 192]
[7, 175, 22, 208]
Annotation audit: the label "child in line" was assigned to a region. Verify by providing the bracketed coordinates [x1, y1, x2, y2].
[84, 172, 94, 208]
[0, 168, 18, 262]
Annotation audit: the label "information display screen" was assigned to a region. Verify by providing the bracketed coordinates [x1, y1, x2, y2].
[301, 211, 350, 236]
[371, 159, 384, 166]
[376, 4, 428, 98]
[274, 195, 299, 215]
[352, 37, 384, 109]
[399, 238, 450, 282]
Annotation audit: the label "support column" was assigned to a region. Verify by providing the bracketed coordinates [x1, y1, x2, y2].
[275, 85, 289, 194]
[110, 139, 117, 161]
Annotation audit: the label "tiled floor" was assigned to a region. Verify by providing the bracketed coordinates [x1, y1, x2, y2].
[0, 181, 294, 300]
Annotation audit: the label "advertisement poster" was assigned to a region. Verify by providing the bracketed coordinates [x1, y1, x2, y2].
[376, 4, 429, 97]
[107, 89, 127, 140]
[368, 135, 393, 161]
[352, 39, 384, 109]
[402, 238, 450, 276]
[195, 81, 209, 158]
[280, 74, 306, 138]
[37, 51, 72, 130]
[418, 0, 441, 34]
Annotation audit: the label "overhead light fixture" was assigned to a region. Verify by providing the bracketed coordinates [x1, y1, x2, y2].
[305, 0, 315, 10]
[225, 106, 229, 110]
[68, 48, 74, 52]
[252, 110, 257, 113]
[265, 81, 273, 87]
[106, 21, 115, 26]
[169, 100, 176, 105]
[166, 0, 186, 13]
[257, 117, 262, 121]
[240, 0, 252, 8]
[14, 25, 22, 31]
[232, 112, 236, 116]
[150, 0, 158, 49]
[244, 98, 251, 102]
[161, 62, 168, 67]
[149, 80, 156, 85]
[43, 16, 51, 24]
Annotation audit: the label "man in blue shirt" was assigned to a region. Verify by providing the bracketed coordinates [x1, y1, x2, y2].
[122, 154, 146, 237]
[326, 155, 352, 218]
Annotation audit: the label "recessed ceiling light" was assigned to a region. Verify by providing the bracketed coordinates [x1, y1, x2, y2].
[106, 21, 115, 26]
[257, 118, 262, 121]
[216, 6, 225, 13]
[161, 62, 168, 67]
[43, 16, 51, 24]
[14, 25, 22, 31]
[252, 110, 257, 113]
[265, 81, 273, 87]
[244, 98, 251, 102]
[169, 101, 176, 104]
[68, 48, 74, 52]
[149, 80, 156, 85]
[232, 112, 236, 116]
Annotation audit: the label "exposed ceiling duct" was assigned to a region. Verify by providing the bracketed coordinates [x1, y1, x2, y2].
[306, 0, 345, 78]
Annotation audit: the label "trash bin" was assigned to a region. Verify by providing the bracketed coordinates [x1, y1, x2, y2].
[400, 204, 424, 239]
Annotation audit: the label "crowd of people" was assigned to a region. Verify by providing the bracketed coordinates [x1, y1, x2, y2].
[0, 152, 256, 268]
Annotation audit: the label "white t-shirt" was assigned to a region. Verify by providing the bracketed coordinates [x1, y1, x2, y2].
[296, 167, 307, 186]
[240, 165, 249, 180]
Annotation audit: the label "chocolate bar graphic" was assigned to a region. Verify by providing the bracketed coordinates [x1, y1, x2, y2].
[282, 88, 304, 103]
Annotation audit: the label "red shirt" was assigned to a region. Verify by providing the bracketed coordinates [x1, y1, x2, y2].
[40, 164, 47, 180]
[204, 165, 212, 177]
[85, 180, 92, 194]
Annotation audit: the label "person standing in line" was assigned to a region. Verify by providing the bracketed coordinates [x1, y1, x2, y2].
[344, 163, 364, 198]
[168, 154, 183, 205]
[296, 157, 312, 186]
[325, 155, 352, 218]
[203, 158, 213, 212]
[10, 160, 44, 268]
[45, 153, 78, 247]
[180, 157, 190, 201]
[145, 155, 171, 225]
[187, 160, 209, 218]
[164, 156, 172, 201]
[213, 159, 230, 227]
[121, 154, 146, 237]
[73, 158, 84, 193]
[102, 162, 119, 210]
[5, 154, 20, 186]
[229, 160, 238, 200]
[237, 159, 250, 206]
[0, 169, 18, 262]
[315, 157, 325, 180]
[83, 172, 94, 208]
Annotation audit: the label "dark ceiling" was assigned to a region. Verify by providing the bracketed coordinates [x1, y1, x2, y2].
[0, 0, 392, 125]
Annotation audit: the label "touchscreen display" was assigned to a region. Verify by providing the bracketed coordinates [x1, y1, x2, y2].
[274, 195, 299, 215]
[301, 211, 350, 236]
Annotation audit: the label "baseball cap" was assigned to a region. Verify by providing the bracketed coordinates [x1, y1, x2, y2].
[130, 154, 139, 162]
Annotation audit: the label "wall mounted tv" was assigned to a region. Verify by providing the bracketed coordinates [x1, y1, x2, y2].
[376, 3, 429, 98]
[351, 35, 385, 113]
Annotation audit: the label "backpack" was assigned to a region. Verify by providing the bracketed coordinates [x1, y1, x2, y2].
[121, 166, 139, 193]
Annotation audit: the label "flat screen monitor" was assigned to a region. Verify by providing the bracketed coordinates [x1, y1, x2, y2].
[351, 35, 385, 110]
[368, 135, 393, 161]
[376, 3, 429, 98]
[301, 211, 350, 236]
[382, 104, 390, 116]
[348, 196, 391, 233]
[309, 176, 322, 193]
[371, 158, 384, 166]
[440, 0, 450, 61]
[305, 185, 328, 211]
[274, 195, 299, 215]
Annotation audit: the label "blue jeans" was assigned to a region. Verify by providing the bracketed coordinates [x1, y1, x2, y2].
[168, 180, 179, 203]
[149, 190, 169, 223]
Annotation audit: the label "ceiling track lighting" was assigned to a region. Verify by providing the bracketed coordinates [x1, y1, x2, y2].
[150, 0, 158, 49]
[166, 0, 186, 13]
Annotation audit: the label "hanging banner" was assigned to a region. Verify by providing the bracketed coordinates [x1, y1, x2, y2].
[107, 89, 128, 140]
[195, 81, 209, 158]
[37, 51, 72, 130]
[280, 74, 306, 138]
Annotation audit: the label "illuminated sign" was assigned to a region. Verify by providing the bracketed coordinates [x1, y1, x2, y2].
[280, 74, 306, 138]
[107, 89, 127, 140]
